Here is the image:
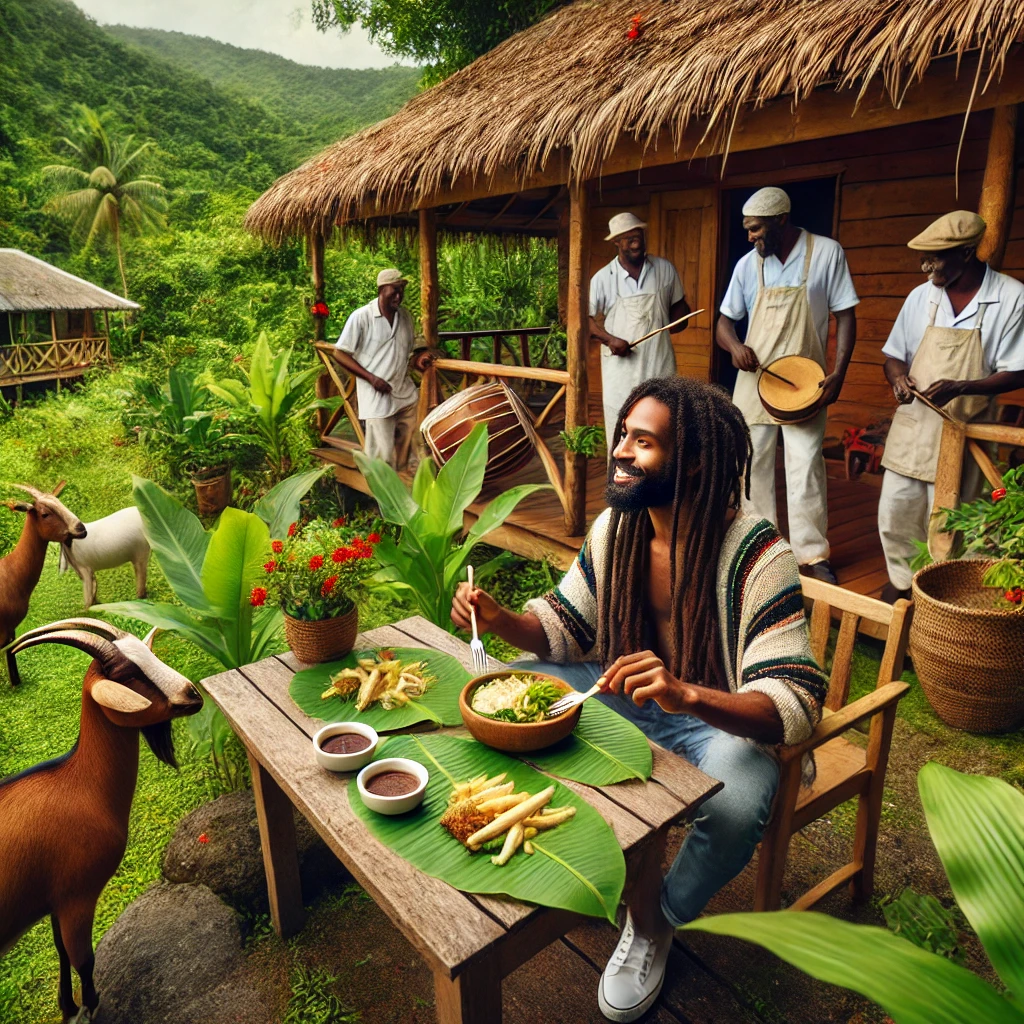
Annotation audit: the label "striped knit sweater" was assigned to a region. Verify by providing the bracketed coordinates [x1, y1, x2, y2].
[524, 510, 826, 747]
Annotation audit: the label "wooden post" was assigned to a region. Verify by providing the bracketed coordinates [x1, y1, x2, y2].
[556, 206, 570, 327]
[310, 231, 326, 342]
[564, 182, 590, 536]
[928, 418, 968, 562]
[977, 104, 1018, 269]
[419, 207, 439, 349]
[49, 310, 57, 342]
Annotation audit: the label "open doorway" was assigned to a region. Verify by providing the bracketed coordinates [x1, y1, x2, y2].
[713, 176, 838, 393]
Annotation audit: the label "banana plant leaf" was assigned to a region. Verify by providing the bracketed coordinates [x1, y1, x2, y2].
[289, 647, 469, 730]
[684, 912, 1023, 1024]
[526, 698, 652, 785]
[350, 733, 625, 922]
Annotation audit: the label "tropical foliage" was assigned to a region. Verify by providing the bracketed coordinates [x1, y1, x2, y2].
[685, 762, 1024, 1024]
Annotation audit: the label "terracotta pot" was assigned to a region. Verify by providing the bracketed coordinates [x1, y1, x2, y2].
[192, 468, 232, 516]
[284, 604, 359, 665]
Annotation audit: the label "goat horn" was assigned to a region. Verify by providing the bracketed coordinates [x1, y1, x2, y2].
[143, 626, 160, 650]
[12, 483, 43, 499]
[11, 618, 130, 646]
[8, 629, 124, 669]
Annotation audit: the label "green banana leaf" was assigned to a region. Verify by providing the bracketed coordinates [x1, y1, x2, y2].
[684, 912, 1023, 1024]
[919, 762, 1024, 1000]
[289, 647, 469, 730]
[526, 698, 652, 785]
[252, 465, 331, 540]
[350, 733, 625, 922]
[425, 422, 488, 537]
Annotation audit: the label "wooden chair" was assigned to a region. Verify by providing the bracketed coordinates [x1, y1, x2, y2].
[753, 580, 913, 912]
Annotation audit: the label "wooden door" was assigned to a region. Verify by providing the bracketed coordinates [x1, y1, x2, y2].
[648, 187, 718, 381]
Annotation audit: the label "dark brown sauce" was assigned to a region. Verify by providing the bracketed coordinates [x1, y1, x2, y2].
[365, 770, 420, 797]
[320, 733, 372, 755]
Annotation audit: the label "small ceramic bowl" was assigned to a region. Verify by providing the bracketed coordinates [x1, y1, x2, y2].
[356, 757, 429, 815]
[459, 670, 582, 753]
[312, 722, 379, 773]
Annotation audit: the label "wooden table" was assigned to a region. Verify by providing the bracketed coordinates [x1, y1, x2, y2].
[202, 616, 722, 1023]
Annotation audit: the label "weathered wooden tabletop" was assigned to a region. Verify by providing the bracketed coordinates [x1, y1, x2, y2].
[202, 615, 721, 1024]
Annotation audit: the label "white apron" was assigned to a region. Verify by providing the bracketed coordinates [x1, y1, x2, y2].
[733, 235, 821, 426]
[601, 267, 677, 449]
[880, 298, 991, 483]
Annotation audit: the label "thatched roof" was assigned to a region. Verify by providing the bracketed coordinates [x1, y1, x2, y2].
[0, 250, 139, 312]
[246, 0, 1024, 244]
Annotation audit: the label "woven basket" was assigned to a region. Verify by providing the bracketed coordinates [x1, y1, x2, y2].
[192, 468, 231, 516]
[284, 604, 359, 665]
[910, 559, 1024, 733]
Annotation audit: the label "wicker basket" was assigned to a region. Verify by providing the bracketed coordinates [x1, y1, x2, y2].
[192, 468, 232, 516]
[284, 604, 359, 665]
[910, 559, 1024, 733]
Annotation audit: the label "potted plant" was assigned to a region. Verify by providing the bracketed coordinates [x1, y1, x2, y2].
[255, 517, 380, 664]
[909, 465, 1024, 733]
[172, 411, 247, 516]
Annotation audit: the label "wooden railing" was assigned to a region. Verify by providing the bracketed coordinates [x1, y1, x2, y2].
[0, 336, 110, 385]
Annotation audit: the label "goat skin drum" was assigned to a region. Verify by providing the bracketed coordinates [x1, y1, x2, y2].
[757, 355, 826, 423]
[421, 380, 537, 483]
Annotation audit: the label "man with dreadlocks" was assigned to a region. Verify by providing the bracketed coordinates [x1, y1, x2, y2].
[452, 376, 827, 1023]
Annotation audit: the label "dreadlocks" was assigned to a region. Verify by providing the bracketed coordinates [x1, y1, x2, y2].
[597, 377, 753, 691]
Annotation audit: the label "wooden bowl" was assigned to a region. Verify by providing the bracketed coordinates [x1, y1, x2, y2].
[758, 355, 826, 423]
[459, 670, 582, 753]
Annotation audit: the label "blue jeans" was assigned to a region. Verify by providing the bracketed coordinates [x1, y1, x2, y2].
[515, 659, 779, 926]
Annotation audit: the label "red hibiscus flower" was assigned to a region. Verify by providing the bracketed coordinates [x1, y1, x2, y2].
[287, 522, 297, 537]
[311, 301, 330, 318]
[367, 532, 381, 544]
[250, 587, 267, 607]
[332, 516, 346, 528]
[309, 554, 325, 571]
[992, 487, 1007, 501]
[263, 560, 277, 573]
[198, 832, 209, 844]
[321, 575, 339, 596]
[272, 540, 284, 554]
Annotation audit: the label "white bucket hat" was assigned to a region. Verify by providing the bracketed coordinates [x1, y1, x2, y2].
[605, 212, 648, 241]
[376, 268, 408, 287]
[742, 187, 791, 218]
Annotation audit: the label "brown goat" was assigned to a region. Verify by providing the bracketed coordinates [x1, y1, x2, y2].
[2, 482, 86, 685]
[0, 618, 203, 1022]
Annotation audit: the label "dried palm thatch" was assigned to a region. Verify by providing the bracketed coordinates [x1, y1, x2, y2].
[246, 0, 1024, 244]
[0, 249, 139, 312]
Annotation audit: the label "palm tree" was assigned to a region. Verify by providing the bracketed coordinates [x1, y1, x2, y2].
[43, 105, 167, 298]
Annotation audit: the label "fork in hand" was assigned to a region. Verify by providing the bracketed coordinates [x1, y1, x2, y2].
[546, 679, 604, 717]
[466, 565, 488, 674]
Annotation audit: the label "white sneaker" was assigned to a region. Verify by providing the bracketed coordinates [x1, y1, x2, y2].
[598, 909, 674, 1022]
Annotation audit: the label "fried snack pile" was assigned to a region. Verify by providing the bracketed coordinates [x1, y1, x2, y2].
[439, 772, 576, 866]
[320, 652, 433, 711]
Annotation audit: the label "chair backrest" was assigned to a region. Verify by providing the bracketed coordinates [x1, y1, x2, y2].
[800, 577, 913, 713]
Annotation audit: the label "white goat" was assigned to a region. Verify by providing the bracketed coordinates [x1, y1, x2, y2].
[58, 507, 150, 609]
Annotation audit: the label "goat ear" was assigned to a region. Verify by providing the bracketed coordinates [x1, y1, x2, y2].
[91, 678, 152, 714]
[51, 480, 67, 497]
[4, 500, 33, 513]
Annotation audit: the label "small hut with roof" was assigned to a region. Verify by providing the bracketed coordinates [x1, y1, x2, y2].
[0, 249, 138, 390]
[246, 0, 1024, 595]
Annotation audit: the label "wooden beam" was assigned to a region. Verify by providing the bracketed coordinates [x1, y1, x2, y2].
[977, 104, 1018, 269]
[524, 186, 564, 228]
[49, 310, 57, 342]
[564, 182, 590, 536]
[419, 207, 439, 349]
[486, 193, 519, 226]
[431, 357, 568, 385]
[557, 206, 570, 327]
[310, 231, 326, 342]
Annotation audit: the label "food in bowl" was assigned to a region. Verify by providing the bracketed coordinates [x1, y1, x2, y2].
[312, 721, 379, 772]
[470, 672, 566, 722]
[357, 757, 429, 815]
[320, 651, 434, 712]
[320, 733, 372, 755]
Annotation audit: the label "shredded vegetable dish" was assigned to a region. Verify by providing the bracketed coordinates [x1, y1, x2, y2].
[470, 673, 565, 723]
[320, 651, 433, 711]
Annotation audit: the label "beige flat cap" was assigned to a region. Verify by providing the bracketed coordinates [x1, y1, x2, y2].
[907, 211, 986, 251]
[605, 212, 647, 241]
[742, 186, 791, 217]
[377, 268, 408, 287]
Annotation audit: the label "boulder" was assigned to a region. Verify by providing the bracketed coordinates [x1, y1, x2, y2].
[93, 882, 268, 1024]
[162, 789, 344, 915]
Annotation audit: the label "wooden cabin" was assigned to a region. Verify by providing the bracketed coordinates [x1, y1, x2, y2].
[246, 0, 1024, 597]
[0, 249, 139, 390]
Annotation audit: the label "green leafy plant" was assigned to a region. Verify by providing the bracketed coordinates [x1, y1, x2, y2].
[881, 888, 963, 963]
[205, 331, 336, 481]
[560, 424, 606, 458]
[257, 518, 380, 622]
[354, 423, 549, 630]
[283, 963, 360, 1024]
[684, 762, 1024, 1024]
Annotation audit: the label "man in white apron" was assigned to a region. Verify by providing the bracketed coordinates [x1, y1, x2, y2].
[878, 211, 1024, 602]
[589, 212, 690, 454]
[716, 187, 859, 584]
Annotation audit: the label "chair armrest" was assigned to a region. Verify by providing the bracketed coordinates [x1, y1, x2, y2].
[780, 680, 910, 762]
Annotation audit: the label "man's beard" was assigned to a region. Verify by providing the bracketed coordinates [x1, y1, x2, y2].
[605, 461, 675, 511]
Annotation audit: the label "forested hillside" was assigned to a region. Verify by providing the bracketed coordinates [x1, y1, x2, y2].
[106, 26, 420, 153]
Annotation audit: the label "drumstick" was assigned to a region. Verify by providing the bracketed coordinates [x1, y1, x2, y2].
[909, 387, 958, 423]
[625, 309, 706, 350]
[761, 365, 797, 388]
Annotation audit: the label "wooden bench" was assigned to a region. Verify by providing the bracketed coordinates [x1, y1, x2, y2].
[203, 615, 721, 1023]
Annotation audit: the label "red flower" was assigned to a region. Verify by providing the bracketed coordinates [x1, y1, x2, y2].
[288, 522, 297, 537]
[272, 540, 284, 554]
[309, 554, 325, 571]
[627, 26, 640, 39]
[1007, 588, 1023, 605]
[353, 537, 370, 551]
[332, 516, 346, 528]
[197, 833, 209, 844]
[321, 575, 338, 596]
[250, 587, 267, 607]
[992, 487, 1007, 501]
[358, 547, 373, 559]
[367, 532, 381, 544]
[332, 546, 350, 564]
[264, 560, 277, 573]
[311, 301, 330, 318]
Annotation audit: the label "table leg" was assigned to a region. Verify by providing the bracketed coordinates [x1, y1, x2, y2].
[247, 750, 306, 938]
[433, 958, 502, 1024]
